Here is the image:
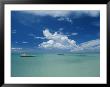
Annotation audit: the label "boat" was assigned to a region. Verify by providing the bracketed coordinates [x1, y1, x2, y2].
[20, 53, 36, 57]
[76, 54, 86, 56]
[57, 54, 64, 55]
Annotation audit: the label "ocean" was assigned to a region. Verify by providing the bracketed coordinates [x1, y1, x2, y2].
[11, 53, 100, 77]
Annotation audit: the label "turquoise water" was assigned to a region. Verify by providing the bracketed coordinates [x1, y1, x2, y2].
[11, 53, 100, 77]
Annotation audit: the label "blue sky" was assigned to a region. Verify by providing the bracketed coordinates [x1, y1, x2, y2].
[11, 10, 100, 53]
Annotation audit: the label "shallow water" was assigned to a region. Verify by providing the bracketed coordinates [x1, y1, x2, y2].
[11, 53, 100, 77]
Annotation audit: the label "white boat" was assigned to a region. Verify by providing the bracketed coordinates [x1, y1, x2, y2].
[20, 53, 36, 57]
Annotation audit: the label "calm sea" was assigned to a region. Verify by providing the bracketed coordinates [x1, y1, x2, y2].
[11, 53, 100, 77]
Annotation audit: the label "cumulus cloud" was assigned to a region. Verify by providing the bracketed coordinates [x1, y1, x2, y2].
[80, 39, 100, 48]
[39, 29, 77, 50]
[38, 29, 100, 52]
[71, 39, 100, 52]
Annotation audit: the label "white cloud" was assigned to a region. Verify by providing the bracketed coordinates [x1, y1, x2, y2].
[38, 29, 100, 52]
[39, 40, 66, 49]
[71, 33, 78, 36]
[35, 37, 45, 39]
[71, 39, 100, 52]
[80, 39, 100, 48]
[66, 32, 78, 36]
[22, 42, 28, 43]
[84, 11, 99, 17]
[11, 48, 22, 50]
[39, 29, 77, 50]
[23, 11, 71, 17]
[57, 17, 73, 23]
[73, 11, 100, 18]
[22, 10, 99, 18]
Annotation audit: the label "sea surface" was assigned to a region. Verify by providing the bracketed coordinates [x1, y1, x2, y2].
[11, 53, 100, 77]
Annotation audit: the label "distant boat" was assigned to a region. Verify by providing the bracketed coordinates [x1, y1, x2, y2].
[20, 53, 36, 57]
[57, 54, 64, 55]
[77, 54, 86, 56]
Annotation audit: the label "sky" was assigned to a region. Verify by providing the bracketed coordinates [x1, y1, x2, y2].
[11, 10, 100, 53]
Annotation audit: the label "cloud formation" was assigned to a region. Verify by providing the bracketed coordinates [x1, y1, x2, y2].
[38, 29, 100, 52]
[80, 39, 100, 49]
[71, 39, 100, 52]
[57, 17, 73, 23]
[22, 11, 71, 17]
[39, 29, 77, 50]
[22, 10, 99, 18]
[74, 11, 99, 17]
